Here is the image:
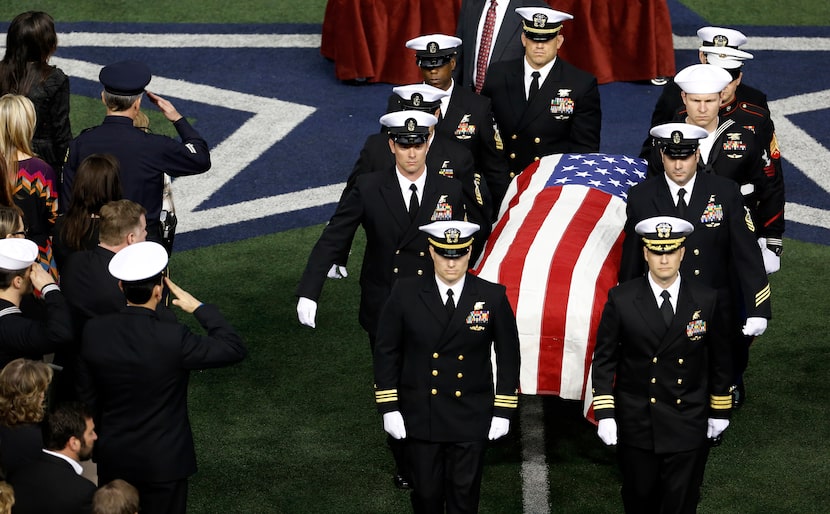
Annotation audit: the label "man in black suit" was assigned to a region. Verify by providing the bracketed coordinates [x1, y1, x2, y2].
[10, 402, 98, 514]
[481, 6, 601, 178]
[54, 199, 147, 404]
[593, 216, 732, 513]
[79, 241, 246, 514]
[620, 123, 771, 409]
[455, 0, 549, 92]
[374, 220, 520, 512]
[405, 34, 511, 213]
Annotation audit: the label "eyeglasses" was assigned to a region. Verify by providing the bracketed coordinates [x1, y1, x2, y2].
[10, 229, 27, 237]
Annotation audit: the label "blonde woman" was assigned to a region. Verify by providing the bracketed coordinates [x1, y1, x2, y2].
[0, 358, 53, 477]
[0, 94, 58, 277]
[0, 481, 14, 514]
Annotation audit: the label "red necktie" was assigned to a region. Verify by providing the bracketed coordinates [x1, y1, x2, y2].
[475, 0, 498, 93]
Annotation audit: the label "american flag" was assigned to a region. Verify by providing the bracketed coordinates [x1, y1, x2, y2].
[473, 153, 647, 420]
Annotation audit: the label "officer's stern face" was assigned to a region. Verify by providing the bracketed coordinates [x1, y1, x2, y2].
[662, 150, 698, 187]
[430, 246, 471, 287]
[421, 61, 454, 91]
[389, 140, 428, 177]
[682, 92, 721, 128]
[644, 247, 685, 288]
[521, 33, 563, 69]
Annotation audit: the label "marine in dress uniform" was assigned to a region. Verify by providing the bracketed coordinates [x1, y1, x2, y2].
[0, 238, 73, 369]
[405, 34, 511, 213]
[481, 7, 601, 179]
[298, 111, 466, 338]
[593, 216, 732, 514]
[620, 123, 772, 410]
[78, 242, 246, 514]
[62, 60, 211, 246]
[374, 221, 519, 513]
[645, 26, 769, 133]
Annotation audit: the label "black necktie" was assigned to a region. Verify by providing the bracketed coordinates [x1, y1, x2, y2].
[445, 289, 455, 316]
[677, 188, 687, 218]
[528, 71, 540, 100]
[408, 183, 419, 220]
[660, 290, 673, 328]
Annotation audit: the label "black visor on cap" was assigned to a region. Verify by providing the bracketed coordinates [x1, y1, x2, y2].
[416, 54, 453, 69]
[661, 141, 698, 158]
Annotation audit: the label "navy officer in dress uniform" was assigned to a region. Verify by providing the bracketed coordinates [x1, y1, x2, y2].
[78, 241, 246, 514]
[62, 60, 211, 249]
[481, 7, 601, 179]
[620, 123, 771, 410]
[593, 216, 732, 514]
[297, 111, 466, 490]
[404, 34, 511, 213]
[374, 220, 519, 513]
[0, 238, 73, 369]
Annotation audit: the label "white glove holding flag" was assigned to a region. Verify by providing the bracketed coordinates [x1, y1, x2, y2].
[707, 418, 730, 439]
[487, 417, 510, 440]
[383, 411, 407, 439]
[297, 297, 318, 328]
[758, 238, 780, 274]
[327, 265, 348, 279]
[597, 418, 618, 446]
[742, 317, 767, 337]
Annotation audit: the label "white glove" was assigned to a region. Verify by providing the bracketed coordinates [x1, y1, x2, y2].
[742, 316, 767, 337]
[487, 416, 510, 440]
[758, 238, 780, 274]
[327, 264, 348, 279]
[296, 297, 318, 328]
[707, 418, 730, 439]
[383, 411, 407, 439]
[597, 418, 618, 446]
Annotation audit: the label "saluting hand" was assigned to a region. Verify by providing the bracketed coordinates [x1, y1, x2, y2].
[146, 91, 183, 122]
[165, 277, 202, 313]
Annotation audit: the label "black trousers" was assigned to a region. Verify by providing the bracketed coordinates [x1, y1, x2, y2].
[617, 443, 709, 514]
[99, 474, 188, 514]
[406, 438, 487, 514]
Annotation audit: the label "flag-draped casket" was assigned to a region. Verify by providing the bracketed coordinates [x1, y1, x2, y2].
[473, 153, 647, 416]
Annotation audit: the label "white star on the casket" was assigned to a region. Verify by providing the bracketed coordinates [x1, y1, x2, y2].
[561, 165, 578, 172]
[615, 166, 629, 175]
[555, 177, 572, 184]
[627, 179, 638, 187]
[633, 169, 646, 179]
[588, 180, 604, 188]
[582, 159, 598, 166]
[568, 154, 585, 160]
[594, 167, 610, 175]
[621, 191, 628, 200]
[622, 156, 638, 165]
[602, 156, 617, 163]
[575, 170, 591, 178]
[608, 178, 622, 188]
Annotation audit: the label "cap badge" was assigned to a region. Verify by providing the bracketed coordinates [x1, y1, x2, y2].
[533, 13, 548, 28]
[671, 131, 682, 144]
[713, 34, 729, 47]
[656, 222, 672, 239]
[444, 228, 461, 243]
[412, 93, 423, 107]
[427, 41, 438, 54]
[406, 118, 417, 131]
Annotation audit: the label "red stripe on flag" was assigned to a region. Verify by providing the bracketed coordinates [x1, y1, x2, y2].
[536, 188, 613, 394]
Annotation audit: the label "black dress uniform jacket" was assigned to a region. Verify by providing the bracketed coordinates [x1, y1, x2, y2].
[62, 116, 211, 227]
[78, 304, 246, 483]
[10, 451, 97, 514]
[619, 172, 771, 321]
[296, 170, 465, 336]
[0, 288, 73, 369]
[481, 57, 601, 177]
[373, 273, 520, 442]
[454, 0, 549, 89]
[645, 118, 770, 242]
[592, 277, 732, 453]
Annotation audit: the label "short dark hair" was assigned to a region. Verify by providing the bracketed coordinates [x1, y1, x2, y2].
[93, 479, 139, 514]
[42, 402, 91, 451]
[122, 273, 164, 305]
[0, 267, 28, 291]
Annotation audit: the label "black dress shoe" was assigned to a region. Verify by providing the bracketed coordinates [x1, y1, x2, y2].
[732, 383, 746, 409]
[393, 474, 412, 490]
